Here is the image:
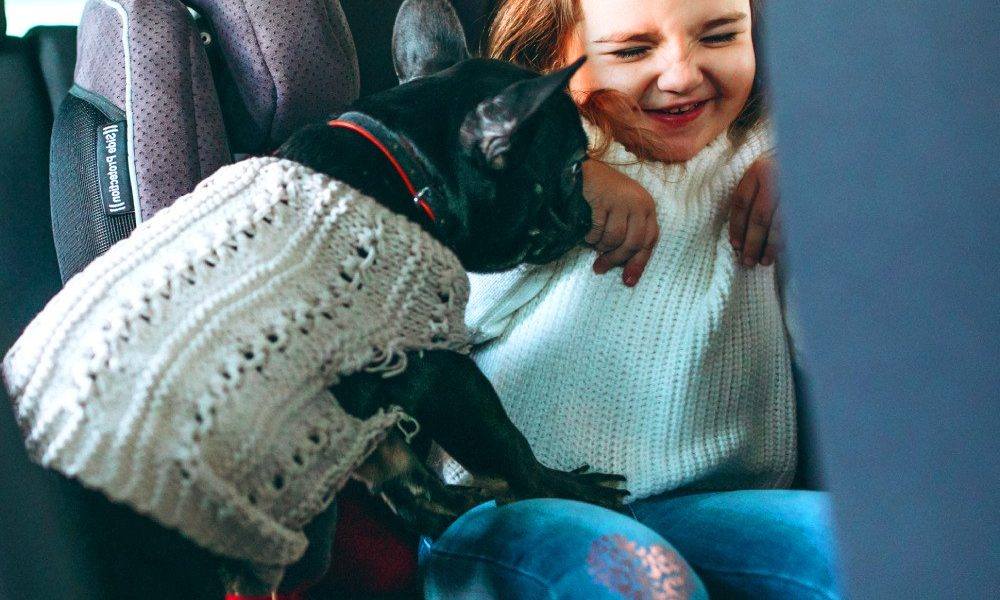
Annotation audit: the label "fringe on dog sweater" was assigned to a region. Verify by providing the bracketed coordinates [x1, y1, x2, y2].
[2, 157, 471, 583]
[437, 123, 796, 500]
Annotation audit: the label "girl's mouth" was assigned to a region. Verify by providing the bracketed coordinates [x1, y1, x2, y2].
[644, 100, 709, 127]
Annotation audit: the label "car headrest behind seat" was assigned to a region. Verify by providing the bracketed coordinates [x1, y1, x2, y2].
[50, 0, 359, 283]
[187, 0, 359, 153]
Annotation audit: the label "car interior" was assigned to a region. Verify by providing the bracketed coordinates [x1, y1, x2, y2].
[11, 0, 989, 598]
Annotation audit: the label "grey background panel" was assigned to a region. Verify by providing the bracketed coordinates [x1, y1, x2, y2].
[763, 2, 999, 598]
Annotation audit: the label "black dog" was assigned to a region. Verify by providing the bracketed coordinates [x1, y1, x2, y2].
[64, 1, 628, 597]
[281, 1, 627, 517]
[266, 0, 628, 592]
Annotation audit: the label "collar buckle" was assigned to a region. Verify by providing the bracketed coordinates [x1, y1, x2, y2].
[413, 187, 437, 221]
[327, 113, 440, 226]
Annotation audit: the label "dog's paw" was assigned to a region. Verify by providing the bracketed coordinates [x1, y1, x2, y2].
[513, 464, 630, 513]
[380, 470, 490, 537]
[356, 431, 490, 536]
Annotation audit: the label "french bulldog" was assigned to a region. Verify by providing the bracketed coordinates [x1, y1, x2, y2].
[268, 0, 631, 591]
[285, 0, 629, 525]
[43, 0, 629, 597]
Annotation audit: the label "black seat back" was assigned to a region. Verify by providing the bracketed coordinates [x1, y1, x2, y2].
[0, 17, 67, 355]
[0, 3, 106, 598]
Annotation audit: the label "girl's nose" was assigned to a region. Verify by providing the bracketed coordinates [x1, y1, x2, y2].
[655, 44, 704, 96]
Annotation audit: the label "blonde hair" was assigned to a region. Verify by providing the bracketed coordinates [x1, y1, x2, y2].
[485, 0, 765, 161]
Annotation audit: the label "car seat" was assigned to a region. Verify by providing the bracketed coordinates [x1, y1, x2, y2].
[49, 0, 360, 283]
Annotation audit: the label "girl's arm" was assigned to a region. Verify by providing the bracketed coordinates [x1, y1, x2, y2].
[728, 122, 780, 267]
[582, 159, 659, 287]
[729, 154, 781, 267]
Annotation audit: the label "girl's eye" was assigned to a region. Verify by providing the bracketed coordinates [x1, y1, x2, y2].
[572, 160, 583, 176]
[702, 32, 739, 45]
[612, 46, 650, 60]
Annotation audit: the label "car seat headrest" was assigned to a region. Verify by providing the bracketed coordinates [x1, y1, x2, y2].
[50, 0, 359, 283]
[187, 0, 359, 152]
[71, 0, 230, 223]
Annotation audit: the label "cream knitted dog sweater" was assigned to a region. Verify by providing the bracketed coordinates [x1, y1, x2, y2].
[441, 125, 797, 500]
[2, 157, 470, 580]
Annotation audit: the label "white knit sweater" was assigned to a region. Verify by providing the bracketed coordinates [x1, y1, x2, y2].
[2, 157, 471, 582]
[442, 124, 797, 500]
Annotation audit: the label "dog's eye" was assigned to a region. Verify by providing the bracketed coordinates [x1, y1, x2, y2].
[571, 160, 583, 176]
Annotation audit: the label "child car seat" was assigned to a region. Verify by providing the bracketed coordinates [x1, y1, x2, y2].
[45, 2, 429, 595]
[49, 0, 360, 283]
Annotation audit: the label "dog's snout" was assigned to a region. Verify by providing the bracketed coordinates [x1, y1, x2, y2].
[525, 202, 591, 264]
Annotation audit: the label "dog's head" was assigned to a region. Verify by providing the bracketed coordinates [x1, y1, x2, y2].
[354, 0, 592, 272]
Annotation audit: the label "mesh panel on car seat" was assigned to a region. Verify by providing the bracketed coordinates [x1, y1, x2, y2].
[50, 89, 137, 282]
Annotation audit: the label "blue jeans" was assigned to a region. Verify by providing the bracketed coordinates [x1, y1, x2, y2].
[421, 490, 841, 599]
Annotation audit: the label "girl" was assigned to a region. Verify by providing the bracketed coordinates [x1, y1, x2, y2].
[421, 1, 842, 598]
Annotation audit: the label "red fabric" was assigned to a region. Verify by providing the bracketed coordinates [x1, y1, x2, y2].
[225, 591, 304, 600]
[225, 483, 419, 599]
[310, 481, 420, 595]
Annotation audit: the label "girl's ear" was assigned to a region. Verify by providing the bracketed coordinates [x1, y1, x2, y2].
[459, 57, 586, 170]
[392, 0, 470, 84]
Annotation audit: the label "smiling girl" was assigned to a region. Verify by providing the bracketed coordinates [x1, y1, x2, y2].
[421, 0, 842, 598]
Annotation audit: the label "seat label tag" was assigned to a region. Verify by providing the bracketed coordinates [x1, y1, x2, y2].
[97, 122, 135, 216]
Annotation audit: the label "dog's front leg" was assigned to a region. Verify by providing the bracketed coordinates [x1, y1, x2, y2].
[352, 429, 487, 536]
[381, 350, 629, 511]
[330, 374, 489, 536]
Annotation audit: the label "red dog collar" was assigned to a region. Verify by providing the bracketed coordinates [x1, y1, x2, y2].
[327, 118, 438, 223]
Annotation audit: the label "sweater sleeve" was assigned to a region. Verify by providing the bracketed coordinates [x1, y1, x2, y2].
[465, 263, 557, 346]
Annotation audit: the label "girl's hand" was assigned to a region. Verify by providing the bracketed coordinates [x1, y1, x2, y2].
[582, 159, 659, 287]
[729, 155, 781, 267]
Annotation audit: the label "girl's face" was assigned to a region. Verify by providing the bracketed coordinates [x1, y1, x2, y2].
[564, 0, 755, 161]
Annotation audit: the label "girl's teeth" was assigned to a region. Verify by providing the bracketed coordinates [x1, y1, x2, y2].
[666, 103, 696, 114]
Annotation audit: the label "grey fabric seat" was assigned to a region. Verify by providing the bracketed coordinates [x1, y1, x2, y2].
[0, 17, 73, 363]
[50, 0, 361, 283]
[0, 0, 358, 599]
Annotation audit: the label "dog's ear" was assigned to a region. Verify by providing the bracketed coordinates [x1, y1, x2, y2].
[392, 0, 470, 84]
[459, 58, 585, 171]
